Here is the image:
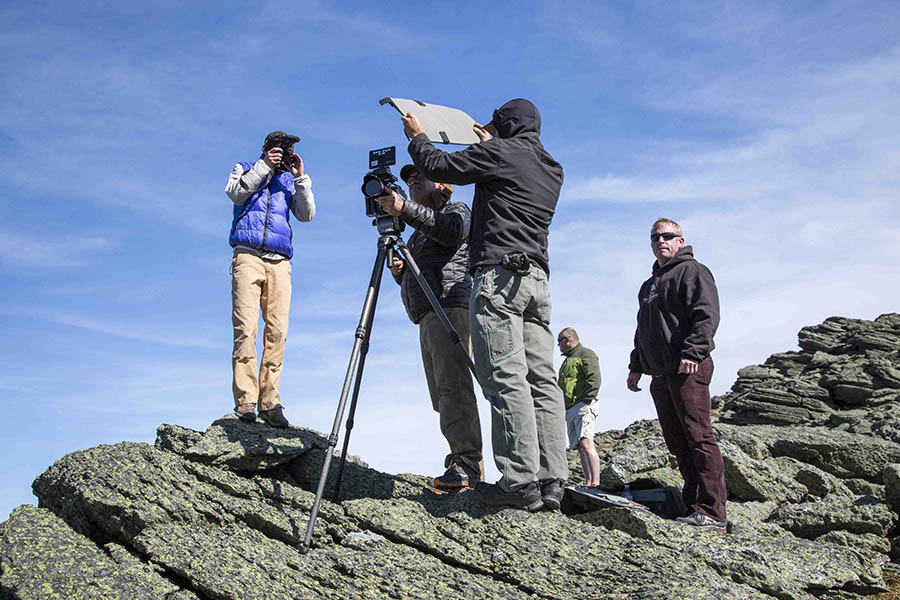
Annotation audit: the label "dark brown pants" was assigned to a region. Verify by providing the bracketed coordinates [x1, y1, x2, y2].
[650, 357, 727, 522]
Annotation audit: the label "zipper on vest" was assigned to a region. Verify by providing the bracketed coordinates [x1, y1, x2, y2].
[260, 185, 271, 250]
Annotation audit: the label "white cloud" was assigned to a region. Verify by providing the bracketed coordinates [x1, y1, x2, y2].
[18, 310, 217, 349]
[0, 232, 112, 268]
[542, 43, 900, 437]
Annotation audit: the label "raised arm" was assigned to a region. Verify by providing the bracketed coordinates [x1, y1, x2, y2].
[407, 134, 498, 187]
[291, 173, 315, 222]
[224, 159, 272, 204]
[399, 199, 469, 248]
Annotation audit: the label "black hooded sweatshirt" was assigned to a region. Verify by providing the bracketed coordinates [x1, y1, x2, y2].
[628, 245, 720, 376]
[407, 98, 564, 275]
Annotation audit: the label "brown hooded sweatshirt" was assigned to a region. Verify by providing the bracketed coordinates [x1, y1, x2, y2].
[629, 245, 720, 376]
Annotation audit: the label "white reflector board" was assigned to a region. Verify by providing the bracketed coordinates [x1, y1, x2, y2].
[380, 97, 480, 146]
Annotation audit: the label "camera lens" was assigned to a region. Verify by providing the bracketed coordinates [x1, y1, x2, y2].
[362, 177, 384, 198]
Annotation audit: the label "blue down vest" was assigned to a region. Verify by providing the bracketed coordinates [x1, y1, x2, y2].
[229, 161, 295, 258]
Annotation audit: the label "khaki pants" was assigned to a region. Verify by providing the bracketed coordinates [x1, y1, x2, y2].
[470, 264, 568, 491]
[419, 307, 482, 469]
[231, 250, 291, 411]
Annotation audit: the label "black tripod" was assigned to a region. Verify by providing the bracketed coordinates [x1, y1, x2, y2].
[300, 221, 476, 553]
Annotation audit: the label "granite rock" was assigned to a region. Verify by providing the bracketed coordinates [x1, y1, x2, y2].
[4, 313, 900, 599]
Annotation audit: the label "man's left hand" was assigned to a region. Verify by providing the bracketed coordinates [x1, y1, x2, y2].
[289, 153, 304, 177]
[376, 191, 404, 216]
[677, 359, 699, 375]
[402, 112, 425, 138]
[473, 123, 493, 142]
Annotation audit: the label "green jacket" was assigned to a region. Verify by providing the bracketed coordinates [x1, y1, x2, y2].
[558, 343, 601, 410]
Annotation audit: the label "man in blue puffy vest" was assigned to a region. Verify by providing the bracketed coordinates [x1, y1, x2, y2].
[224, 131, 316, 428]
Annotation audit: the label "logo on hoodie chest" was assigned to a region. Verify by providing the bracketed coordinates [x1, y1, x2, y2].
[642, 283, 658, 304]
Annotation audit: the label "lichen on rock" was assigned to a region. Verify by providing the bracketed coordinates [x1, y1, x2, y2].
[2, 313, 900, 599]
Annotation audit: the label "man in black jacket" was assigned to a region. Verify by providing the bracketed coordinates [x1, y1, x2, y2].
[627, 218, 727, 531]
[376, 166, 482, 490]
[400, 98, 568, 511]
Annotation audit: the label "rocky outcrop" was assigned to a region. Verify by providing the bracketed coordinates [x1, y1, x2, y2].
[586, 313, 900, 574]
[2, 314, 899, 599]
[721, 314, 900, 426]
[0, 504, 199, 600]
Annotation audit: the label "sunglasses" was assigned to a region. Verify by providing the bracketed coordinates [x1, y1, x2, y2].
[650, 232, 680, 242]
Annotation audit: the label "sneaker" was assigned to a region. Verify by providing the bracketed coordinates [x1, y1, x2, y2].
[235, 403, 256, 423]
[539, 479, 565, 511]
[259, 405, 289, 429]
[676, 512, 727, 532]
[433, 460, 482, 490]
[474, 481, 543, 512]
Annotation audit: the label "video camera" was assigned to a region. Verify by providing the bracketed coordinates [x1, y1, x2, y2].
[263, 132, 300, 172]
[361, 146, 406, 235]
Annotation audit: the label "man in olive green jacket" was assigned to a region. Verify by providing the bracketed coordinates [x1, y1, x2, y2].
[557, 328, 602, 486]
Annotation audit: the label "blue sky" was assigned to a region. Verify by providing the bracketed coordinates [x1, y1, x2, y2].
[1, 1, 899, 520]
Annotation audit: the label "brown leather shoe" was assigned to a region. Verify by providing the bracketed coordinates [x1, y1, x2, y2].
[235, 403, 256, 422]
[433, 460, 482, 490]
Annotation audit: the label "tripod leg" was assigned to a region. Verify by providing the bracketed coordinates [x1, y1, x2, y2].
[331, 248, 386, 502]
[394, 240, 479, 379]
[301, 240, 389, 553]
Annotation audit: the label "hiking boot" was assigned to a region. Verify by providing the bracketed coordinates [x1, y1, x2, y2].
[235, 403, 256, 423]
[676, 511, 727, 532]
[540, 479, 565, 511]
[433, 460, 482, 490]
[474, 481, 543, 512]
[259, 405, 289, 429]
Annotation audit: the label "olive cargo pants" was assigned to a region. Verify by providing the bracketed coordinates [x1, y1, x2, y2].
[470, 264, 569, 491]
[419, 307, 483, 470]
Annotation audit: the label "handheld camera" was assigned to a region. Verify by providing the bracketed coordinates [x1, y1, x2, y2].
[361, 146, 406, 235]
[264, 133, 300, 172]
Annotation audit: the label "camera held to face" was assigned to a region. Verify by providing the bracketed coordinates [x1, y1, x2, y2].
[263, 132, 301, 172]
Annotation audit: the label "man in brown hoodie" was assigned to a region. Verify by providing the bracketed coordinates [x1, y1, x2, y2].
[627, 218, 727, 532]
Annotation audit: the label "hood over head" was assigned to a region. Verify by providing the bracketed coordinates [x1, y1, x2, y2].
[487, 98, 541, 138]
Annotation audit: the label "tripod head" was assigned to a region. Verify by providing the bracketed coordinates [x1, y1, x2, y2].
[372, 212, 405, 236]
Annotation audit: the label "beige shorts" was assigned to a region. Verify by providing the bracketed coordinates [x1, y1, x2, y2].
[566, 401, 599, 449]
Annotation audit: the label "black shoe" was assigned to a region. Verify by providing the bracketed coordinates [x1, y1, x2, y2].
[235, 403, 256, 423]
[474, 481, 543, 512]
[259, 406, 289, 429]
[540, 479, 565, 511]
[433, 459, 482, 490]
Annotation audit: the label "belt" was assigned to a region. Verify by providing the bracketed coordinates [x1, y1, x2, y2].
[477, 252, 533, 275]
